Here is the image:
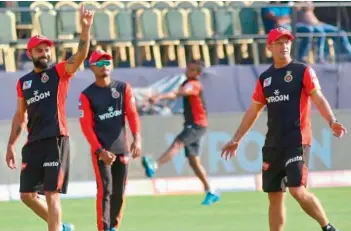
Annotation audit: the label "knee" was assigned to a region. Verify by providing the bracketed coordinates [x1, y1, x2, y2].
[268, 193, 285, 222]
[289, 187, 307, 201]
[187, 156, 200, 168]
[268, 192, 284, 205]
[105, 186, 113, 197]
[20, 192, 38, 204]
[44, 191, 60, 207]
[99, 183, 113, 197]
[172, 140, 184, 149]
[314, 26, 325, 35]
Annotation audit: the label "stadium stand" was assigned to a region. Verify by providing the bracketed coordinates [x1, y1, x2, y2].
[0, 1, 350, 71]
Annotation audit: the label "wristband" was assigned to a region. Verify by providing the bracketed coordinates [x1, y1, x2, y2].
[95, 147, 103, 156]
[329, 119, 338, 127]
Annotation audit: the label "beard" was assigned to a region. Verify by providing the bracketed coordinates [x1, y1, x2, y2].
[32, 57, 51, 69]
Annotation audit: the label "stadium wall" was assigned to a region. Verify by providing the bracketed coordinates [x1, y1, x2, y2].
[1, 63, 351, 121]
[0, 111, 350, 201]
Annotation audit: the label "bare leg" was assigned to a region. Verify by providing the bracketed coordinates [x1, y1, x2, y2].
[268, 192, 286, 231]
[156, 140, 183, 167]
[187, 155, 211, 192]
[20, 192, 48, 222]
[289, 187, 329, 227]
[45, 191, 62, 231]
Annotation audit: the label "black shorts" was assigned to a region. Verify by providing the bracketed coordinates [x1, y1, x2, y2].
[175, 125, 206, 157]
[20, 136, 70, 194]
[262, 145, 310, 193]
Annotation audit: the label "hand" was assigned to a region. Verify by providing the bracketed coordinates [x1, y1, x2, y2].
[99, 150, 116, 165]
[80, 5, 94, 29]
[148, 95, 159, 104]
[130, 138, 141, 159]
[330, 121, 347, 138]
[6, 145, 16, 169]
[221, 140, 239, 160]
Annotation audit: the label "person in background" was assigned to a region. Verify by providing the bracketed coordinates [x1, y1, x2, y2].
[262, 1, 312, 62]
[296, 1, 351, 62]
[141, 60, 220, 206]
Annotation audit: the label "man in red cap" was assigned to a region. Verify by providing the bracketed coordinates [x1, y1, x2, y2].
[221, 27, 346, 231]
[78, 50, 141, 231]
[5, 5, 95, 231]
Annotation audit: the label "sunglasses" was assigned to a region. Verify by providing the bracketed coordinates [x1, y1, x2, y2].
[91, 60, 111, 67]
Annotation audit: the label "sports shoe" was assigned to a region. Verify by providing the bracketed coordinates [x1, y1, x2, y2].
[110, 228, 117, 231]
[322, 223, 340, 231]
[142, 156, 156, 178]
[201, 192, 220, 205]
[62, 223, 75, 231]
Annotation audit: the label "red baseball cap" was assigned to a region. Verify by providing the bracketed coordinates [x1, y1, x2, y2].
[267, 27, 294, 44]
[89, 50, 113, 64]
[27, 35, 54, 50]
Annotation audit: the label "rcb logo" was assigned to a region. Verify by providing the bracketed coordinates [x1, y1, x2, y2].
[111, 88, 120, 98]
[41, 73, 49, 83]
[284, 71, 293, 83]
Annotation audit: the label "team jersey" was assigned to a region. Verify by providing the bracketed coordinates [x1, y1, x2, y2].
[16, 62, 72, 143]
[181, 79, 208, 127]
[252, 60, 321, 147]
[79, 80, 140, 155]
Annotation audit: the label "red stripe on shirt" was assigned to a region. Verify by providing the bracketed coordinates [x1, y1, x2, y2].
[300, 67, 321, 146]
[189, 95, 208, 127]
[55, 61, 73, 136]
[124, 83, 140, 135]
[16, 80, 24, 98]
[183, 80, 208, 127]
[79, 93, 103, 153]
[252, 79, 267, 104]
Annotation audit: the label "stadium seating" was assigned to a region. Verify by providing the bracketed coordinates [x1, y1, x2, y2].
[0, 1, 342, 71]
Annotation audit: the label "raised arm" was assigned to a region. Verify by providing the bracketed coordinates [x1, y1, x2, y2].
[64, 5, 94, 75]
[151, 81, 201, 102]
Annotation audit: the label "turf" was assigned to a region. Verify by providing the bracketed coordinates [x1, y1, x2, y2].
[0, 187, 350, 231]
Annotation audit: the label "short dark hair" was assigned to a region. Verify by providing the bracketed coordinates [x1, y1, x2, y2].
[187, 59, 204, 72]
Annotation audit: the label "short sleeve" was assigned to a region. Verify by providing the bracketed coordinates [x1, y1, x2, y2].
[182, 81, 201, 95]
[252, 80, 266, 104]
[303, 67, 321, 95]
[16, 80, 23, 98]
[55, 61, 73, 79]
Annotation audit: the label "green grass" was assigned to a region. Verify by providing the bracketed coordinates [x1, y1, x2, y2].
[0, 187, 350, 231]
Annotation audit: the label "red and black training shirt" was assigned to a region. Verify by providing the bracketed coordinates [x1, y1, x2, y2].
[17, 61, 73, 143]
[79, 80, 140, 155]
[180, 79, 208, 128]
[252, 60, 321, 148]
